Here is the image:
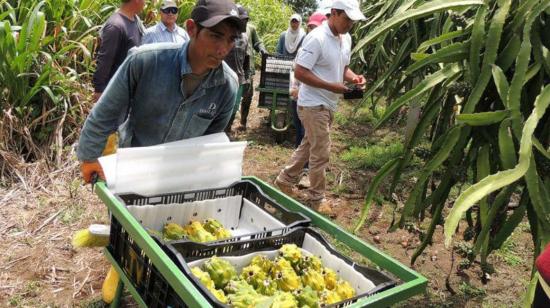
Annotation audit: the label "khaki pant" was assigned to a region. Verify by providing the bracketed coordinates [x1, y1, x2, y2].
[277, 105, 333, 201]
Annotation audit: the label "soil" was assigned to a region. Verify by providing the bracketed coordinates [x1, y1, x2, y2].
[0, 76, 533, 307]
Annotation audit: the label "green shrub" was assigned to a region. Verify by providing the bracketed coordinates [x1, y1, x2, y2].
[341, 141, 404, 170]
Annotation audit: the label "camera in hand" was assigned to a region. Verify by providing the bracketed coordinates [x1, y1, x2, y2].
[343, 85, 364, 99]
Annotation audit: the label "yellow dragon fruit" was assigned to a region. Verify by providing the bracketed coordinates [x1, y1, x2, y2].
[293, 286, 319, 308]
[191, 267, 215, 289]
[334, 280, 356, 300]
[207, 286, 227, 303]
[301, 268, 325, 291]
[256, 278, 277, 296]
[227, 287, 270, 308]
[224, 279, 254, 295]
[183, 221, 216, 242]
[271, 257, 293, 277]
[320, 289, 342, 305]
[203, 218, 232, 240]
[273, 269, 302, 292]
[203, 256, 237, 289]
[279, 244, 302, 267]
[322, 267, 338, 290]
[162, 223, 186, 240]
[271, 291, 298, 308]
[250, 255, 273, 274]
[240, 264, 266, 288]
[296, 255, 323, 273]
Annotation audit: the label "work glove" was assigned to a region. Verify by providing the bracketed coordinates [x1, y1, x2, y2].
[80, 161, 105, 184]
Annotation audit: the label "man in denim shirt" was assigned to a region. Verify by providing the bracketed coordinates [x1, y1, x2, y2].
[78, 0, 244, 183]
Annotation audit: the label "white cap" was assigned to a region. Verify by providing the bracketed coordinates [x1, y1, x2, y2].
[332, 0, 366, 21]
[319, 0, 333, 16]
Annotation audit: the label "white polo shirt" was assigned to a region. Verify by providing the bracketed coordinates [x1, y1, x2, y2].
[295, 22, 351, 111]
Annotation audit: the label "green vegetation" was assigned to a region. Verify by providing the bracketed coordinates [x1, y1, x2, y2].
[341, 141, 404, 169]
[351, 1, 550, 291]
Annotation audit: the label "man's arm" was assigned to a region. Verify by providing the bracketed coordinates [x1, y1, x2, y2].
[93, 23, 123, 93]
[294, 64, 349, 94]
[250, 26, 267, 54]
[343, 66, 366, 87]
[78, 55, 136, 162]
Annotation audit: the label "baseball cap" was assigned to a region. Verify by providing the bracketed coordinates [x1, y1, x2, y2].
[307, 12, 327, 27]
[161, 0, 177, 9]
[237, 4, 249, 20]
[191, 0, 245, 31]
[332, 0, 366, 21]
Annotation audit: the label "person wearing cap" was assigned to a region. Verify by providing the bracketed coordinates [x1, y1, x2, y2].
[142, 0, 190, 45]
[223, 5, 249, 133]
[237, 5, 268, 131]
[274, 0, 366, 216]
[93, 0, 146, 103]
[290, 12, 328, 149]
[78, 0, 244, 183]
[276, 13, 306, 58]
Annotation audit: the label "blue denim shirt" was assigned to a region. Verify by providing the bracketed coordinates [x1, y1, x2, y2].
[77, 41, 238, 161]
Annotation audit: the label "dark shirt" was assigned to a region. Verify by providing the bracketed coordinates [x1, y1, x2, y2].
[93, 12, 144, 93]
[224, 33, 249, 85]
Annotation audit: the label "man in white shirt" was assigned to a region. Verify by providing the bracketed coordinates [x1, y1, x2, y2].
[275, 0, 366, 216]
[142, 0, 190, 44]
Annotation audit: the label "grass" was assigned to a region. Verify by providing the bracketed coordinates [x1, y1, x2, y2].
[340, 141, 404, 170]
[494, 236, 524, 266]
[459, 281, 486, 297]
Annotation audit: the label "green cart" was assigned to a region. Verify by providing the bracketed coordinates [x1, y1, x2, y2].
[96, 176, 427, 307]
[257, 54, 295, 143]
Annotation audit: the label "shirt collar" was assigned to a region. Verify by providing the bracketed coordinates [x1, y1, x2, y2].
[179, 42, 227, 89]
[322, 22, 339, 39]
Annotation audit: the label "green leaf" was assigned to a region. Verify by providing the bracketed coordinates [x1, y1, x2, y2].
[444, 84, 550, 247]
[456, 110, 509, 126]
[406, 42, 469, 75]
[469, 5, 487, 84]
[416, 30, 465, 53]
[375, 64, 461, 128]
[353, 0, 485, 54]
[491, 65, 509, 106]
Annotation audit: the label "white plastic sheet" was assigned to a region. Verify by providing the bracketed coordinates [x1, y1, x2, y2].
[97, 133, 246, 195]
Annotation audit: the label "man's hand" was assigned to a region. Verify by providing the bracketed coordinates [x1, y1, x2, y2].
[330, 83, 351, 94]
[352, 75, 367, 89]
[93, 92, 102, 103]
[80, 161, 105, 184]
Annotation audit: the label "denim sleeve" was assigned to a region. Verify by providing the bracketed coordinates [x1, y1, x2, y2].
[276, 33, 284, 56]
[78, 55, 137, 161]
[205, 75, 238, 134]
[93, 23, 122, 93]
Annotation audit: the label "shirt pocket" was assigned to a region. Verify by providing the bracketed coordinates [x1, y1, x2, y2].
[183, 113, 214, 139]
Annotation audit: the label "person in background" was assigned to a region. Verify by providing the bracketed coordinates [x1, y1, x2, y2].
[142, 0, 190, 44]
[223, 5, 249, 134]
[276, 13, 306, 58]
[237, 6, 268, 131]
[274, 0, 366, 216]
[79, 0, 244, 183]
[93, 0, 145, 102]
[290, 12, 327, 149]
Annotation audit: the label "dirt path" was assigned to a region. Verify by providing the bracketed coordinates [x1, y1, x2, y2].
[0, 77, 533, 307]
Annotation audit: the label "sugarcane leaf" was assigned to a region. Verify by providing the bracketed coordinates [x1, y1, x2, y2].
[353, 158, 400, 234]
[491, 65, 509, 106]
[444, 84, 550, 248]
[353, 0, 485, 54]
[375, 64, 461, 128]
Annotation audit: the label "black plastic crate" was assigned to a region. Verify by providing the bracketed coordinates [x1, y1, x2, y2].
[108, 216, 187, 308]
[258, 53, 294, 108]
[115, 180, 311, 245]
[165, 227, 398, 308]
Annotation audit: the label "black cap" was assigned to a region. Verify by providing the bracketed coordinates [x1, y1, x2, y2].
[237, 5, 249, 20]
[191, 0, 245, 32]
